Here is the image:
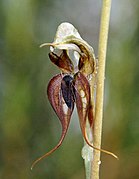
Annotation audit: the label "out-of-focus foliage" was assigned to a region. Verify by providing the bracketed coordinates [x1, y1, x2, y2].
[0, 0, 139, 178]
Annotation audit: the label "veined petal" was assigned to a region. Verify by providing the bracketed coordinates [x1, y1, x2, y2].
[74, 72, 91, 137]
[47, 74, 74, 135]
[31, 74, 74, 169]
[49, 50, 74, 73]
[74, 72, 118, 159]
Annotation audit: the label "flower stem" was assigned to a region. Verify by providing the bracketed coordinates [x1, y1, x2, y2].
[91, 0, 112, 178]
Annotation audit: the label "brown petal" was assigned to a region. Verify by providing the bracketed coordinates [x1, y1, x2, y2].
[74, 72, 91, 137]
[31, 74, 74, 169]
[74, 72, 118, 159]
[49, 50, 74, 73]
[78, 53, 95, 77]
[88, 104, 94, 127]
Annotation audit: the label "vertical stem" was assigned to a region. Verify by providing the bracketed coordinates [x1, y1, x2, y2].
[91, 0, 112, 178]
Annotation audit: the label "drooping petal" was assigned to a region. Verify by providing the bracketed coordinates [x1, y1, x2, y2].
[74, 72, 118, 159]
[47, 74, 74, 146]
[74, 72, 91, 137]
[74, 72, 96, 148]
[31, 74, 74, 169]
[49, 50, 74, 73]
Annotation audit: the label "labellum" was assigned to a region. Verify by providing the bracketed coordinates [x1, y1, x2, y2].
[31, 22, 118, 170]
[61, 75, 75, 109]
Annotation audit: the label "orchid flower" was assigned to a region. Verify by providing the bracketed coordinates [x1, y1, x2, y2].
[31, 22, 118, 170]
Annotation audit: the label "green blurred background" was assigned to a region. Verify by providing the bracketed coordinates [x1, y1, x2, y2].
[0, 0, 139, 178]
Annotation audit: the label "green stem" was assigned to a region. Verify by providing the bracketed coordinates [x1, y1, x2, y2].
[91, 0, 112, 178]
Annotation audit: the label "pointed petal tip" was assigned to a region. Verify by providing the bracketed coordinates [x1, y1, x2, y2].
[31, 136, 65, 170]
[30, 74, 73, 169]
[40, 43, 53, 48]
[83, 128, 119, 160]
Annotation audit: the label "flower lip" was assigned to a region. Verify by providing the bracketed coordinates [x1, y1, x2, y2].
[61, 74, 75, 109]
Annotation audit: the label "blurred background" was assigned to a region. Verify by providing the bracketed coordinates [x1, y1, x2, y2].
[0, 0, 139, 178]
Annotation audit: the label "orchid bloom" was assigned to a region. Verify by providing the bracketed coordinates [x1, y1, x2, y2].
[31, 22, 118, 170]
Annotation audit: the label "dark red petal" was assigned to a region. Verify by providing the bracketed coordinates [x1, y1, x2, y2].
[88, 104, 94, 127]
[31, 74, 74, 169]
[74, 72, 118, 159]
[74, 72, 91, 137]
[49, 50, 74, 73]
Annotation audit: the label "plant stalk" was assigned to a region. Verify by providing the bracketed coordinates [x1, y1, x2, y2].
[91, 0, 112, 178]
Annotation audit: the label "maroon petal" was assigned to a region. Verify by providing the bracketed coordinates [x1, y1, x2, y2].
[74, 72, 118, 159]
[74, 72, 91, 138]
[88, 104, 94, 128]
[49, 50, 74, 73]
[31, 74, 74, 169]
